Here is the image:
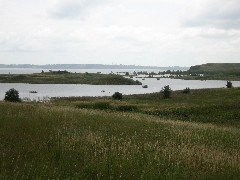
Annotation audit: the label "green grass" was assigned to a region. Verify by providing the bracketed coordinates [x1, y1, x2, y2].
[0, 72, 142, 85]
[1, 88, 240, 179]
[189, 63, 240, 74]
[185, 63, 240, 80]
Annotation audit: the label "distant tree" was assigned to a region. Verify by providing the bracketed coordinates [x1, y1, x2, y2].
[183, 87, 191, 94]
[161, 85, 172, 99]
[112, 92, 123, 100]
[226, 81, 233, 88]
[4, 88, 21, 102]
[125, 72, 129, 76]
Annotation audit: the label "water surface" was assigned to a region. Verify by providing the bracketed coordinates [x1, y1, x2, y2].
[1, 78, 239, 100]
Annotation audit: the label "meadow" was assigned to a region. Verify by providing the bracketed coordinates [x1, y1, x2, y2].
[1, 88, 240, 179]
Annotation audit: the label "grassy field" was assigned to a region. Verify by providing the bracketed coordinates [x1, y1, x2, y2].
[0, 71, 142, 85]
[184, 63, 240, 80]
[1, 88, 240, 179]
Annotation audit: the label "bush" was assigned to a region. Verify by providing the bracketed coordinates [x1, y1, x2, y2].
[112, 92, 123, 100]
[161, 85, 172, 99]
[226, 81, 233, 88]
[4, 88, 21, 102]
[183, 87, 191, 94]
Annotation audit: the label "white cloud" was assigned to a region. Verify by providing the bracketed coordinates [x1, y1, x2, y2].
[0, 0, 239, 66]
[49, 0, 107, 19]
[183, 0, 240, 29]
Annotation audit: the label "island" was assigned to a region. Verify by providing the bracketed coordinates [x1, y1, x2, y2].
[0, 70, 142, 85]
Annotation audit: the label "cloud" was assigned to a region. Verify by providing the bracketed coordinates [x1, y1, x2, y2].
[49, 0, 105, 19]
[183, 0, 240, 29]
[1, 0, 240, 66]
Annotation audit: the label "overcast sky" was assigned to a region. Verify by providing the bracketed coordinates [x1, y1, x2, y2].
[0, 0, 240, 66]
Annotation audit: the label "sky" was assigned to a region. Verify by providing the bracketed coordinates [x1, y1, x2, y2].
[0, 0, 240, 67]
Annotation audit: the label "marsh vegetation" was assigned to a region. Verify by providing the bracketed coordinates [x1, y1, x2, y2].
[0, 71, 142, 85]
[1, 87, 240, 178]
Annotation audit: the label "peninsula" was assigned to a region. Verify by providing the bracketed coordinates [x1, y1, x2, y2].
[0, 70, 142, 85]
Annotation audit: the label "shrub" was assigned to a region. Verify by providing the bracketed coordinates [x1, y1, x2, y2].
[4, 88, 21, 102]
[183, 87, 191, 94]
[226, 81, 233, 88]
[112, 92, 123, 100]
[161, 85, 172, 99]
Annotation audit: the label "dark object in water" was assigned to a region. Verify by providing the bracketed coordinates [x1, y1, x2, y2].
[29, 91, 37, 93]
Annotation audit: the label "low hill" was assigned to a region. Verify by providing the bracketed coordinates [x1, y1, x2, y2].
[185, 63, 240, 80]
[189, 63, 240, 74]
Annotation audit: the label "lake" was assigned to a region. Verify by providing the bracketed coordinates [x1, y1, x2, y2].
[0, 68, 239, 101]
[1, 78, 240, 101]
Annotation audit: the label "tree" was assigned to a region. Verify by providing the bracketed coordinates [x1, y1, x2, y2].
[183, 87, 191, 94]
[226, 81, 232, 88]
[161, 85, 172, 99]
[112, 92, 123, 100]
[4, 88, 21, 102]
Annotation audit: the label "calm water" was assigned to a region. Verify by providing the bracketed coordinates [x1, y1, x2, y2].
[0, 68, 239, 100]
[1, 78, 239, 100]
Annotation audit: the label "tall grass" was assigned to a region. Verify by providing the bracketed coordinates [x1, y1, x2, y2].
[1, 93, 240, 179]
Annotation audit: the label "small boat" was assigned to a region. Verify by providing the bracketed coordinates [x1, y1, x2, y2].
[142, 85, 148, 88]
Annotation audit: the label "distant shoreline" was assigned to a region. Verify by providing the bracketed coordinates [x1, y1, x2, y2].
[0, 64, 189, 71]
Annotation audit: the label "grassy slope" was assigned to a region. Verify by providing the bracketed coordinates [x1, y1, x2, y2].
[189, 63, 240, 73]
[185, 63, 240, 80]
[0, 72, 141, 85]
[1, 88, 240, 179]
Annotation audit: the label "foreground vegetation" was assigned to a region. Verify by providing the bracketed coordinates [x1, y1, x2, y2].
[1, 88, 240, 179]
[0, 71, 141, 85]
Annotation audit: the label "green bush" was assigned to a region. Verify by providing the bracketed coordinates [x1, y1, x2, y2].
[183, 87, 191, 94]
[226, 81, 232, 88]
[112, 92, 123, 100]
[4, 88, 21, 102]
[161, 85, 172, 99]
